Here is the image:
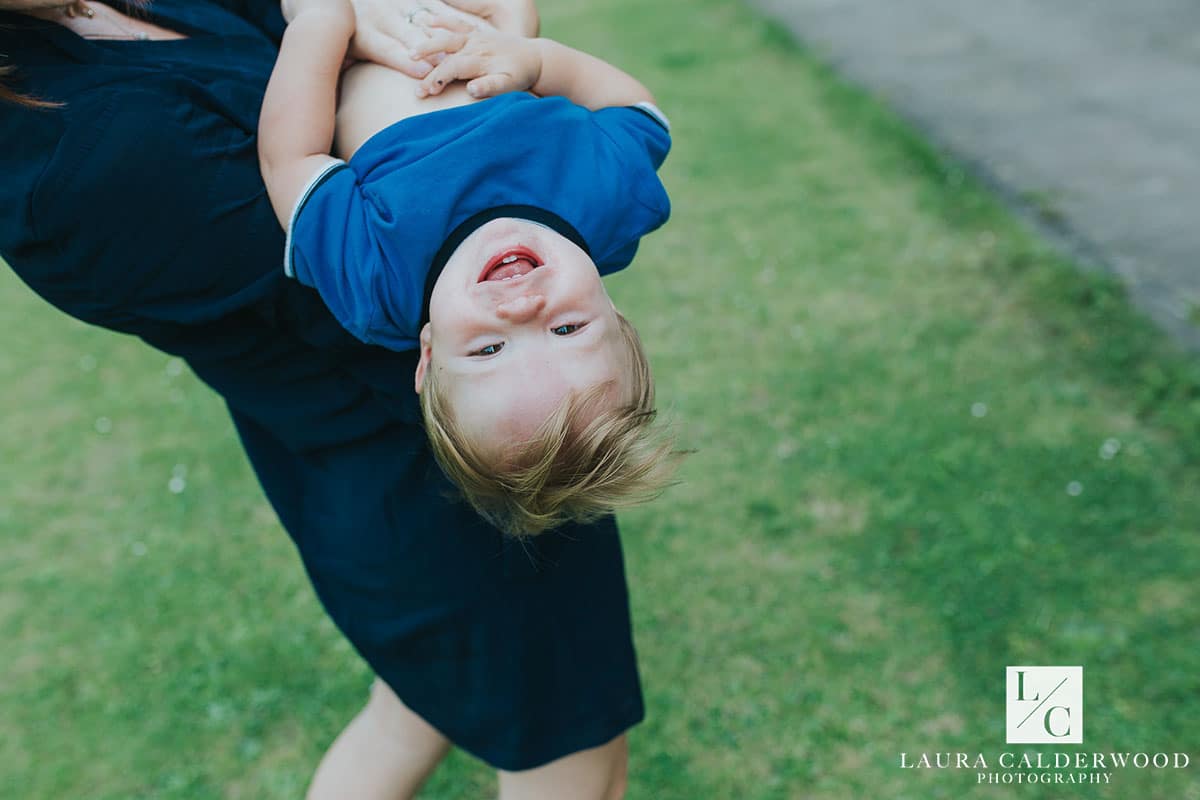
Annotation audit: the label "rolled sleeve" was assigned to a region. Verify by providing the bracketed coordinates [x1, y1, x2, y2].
[587, 105, 673, 274]
[284, 160, 349, 279]
[594, 104, 672, 170]
[287, 164, 394, 346]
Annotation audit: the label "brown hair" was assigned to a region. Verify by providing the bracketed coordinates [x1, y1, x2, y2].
[2, 1, 150, 107]
[0, 63, 57, 107]
[420, 311, 683, 538]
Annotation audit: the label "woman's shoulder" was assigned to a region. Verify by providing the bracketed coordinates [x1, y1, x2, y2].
[3, 79, 284, 329]
[2, 69, 231, 187]
[4, 84, 204, 244]
[0, 96, 72, 255]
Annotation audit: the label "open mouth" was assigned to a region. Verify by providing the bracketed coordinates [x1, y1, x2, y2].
[478, 246, 544, 283]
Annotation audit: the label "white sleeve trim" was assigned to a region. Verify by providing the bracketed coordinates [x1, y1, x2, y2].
[283, 158, 348, 279]
[634, 101, 671, 132]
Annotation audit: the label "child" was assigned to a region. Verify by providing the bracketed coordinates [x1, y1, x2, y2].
[259, 0, 677, 537]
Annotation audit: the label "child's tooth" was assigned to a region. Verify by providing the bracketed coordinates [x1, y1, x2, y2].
[501, 255, 518, 264]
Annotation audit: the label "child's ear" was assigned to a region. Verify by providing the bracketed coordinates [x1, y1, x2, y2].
[414, 323, 434, 394]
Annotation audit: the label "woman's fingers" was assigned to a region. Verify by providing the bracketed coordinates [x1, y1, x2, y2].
[417, 0, 497, 34]
[435, 0, 494, 17]
[421, 12, 477, 33]
[436, 0, 536, 35]
[410, 30, 469, 61]
[351, 29, 433, 77]
[416, 53, 484, 96]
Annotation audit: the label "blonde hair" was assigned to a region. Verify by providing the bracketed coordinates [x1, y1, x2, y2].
[419, 312, 680, 537]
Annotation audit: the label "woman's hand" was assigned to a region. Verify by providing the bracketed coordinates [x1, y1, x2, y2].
[0, 0, 79, 10]
[413, 30, 541, 99]
[344, 0, 499, 78]
[279, 0, 500, 77]
[423, 0, 539, 37]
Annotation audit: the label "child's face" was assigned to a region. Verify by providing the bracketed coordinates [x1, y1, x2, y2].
[417, 218, 628, 456]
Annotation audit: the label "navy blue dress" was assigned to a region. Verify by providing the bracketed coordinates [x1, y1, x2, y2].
[0, 0, 644, 771]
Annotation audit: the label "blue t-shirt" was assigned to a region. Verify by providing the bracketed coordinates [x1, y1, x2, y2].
[285, 93, 672, 350]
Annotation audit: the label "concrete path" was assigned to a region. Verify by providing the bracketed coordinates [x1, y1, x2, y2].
[752, 0, 1200, 349]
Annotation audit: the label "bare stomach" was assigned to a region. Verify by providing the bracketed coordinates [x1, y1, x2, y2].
[334, 63, 480, 160]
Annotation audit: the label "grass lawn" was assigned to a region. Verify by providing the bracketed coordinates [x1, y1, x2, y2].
[4, 0, 1200, 797]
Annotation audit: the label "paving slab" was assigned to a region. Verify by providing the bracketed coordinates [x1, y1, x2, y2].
[752, 0, 1200, 348]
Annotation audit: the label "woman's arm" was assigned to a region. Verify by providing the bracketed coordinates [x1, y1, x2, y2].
[258, 1, 355, 228]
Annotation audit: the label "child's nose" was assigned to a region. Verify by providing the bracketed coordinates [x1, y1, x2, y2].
[494, 294, 546, 323]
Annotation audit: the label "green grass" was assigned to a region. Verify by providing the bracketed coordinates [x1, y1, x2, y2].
[4, 0, 1200, 797]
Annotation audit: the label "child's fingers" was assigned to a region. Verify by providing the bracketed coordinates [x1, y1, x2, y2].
[465, 74, 512, 99]
[416, 53, 484, 96]
[410, 30, 468, 61]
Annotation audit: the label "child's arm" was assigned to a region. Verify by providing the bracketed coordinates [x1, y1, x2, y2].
[413, 31, 655, 109]
[531, 39, 654, 108]
[258, 0, 355, 228]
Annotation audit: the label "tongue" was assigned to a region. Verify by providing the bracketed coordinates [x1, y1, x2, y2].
[485, 258, 537, 281]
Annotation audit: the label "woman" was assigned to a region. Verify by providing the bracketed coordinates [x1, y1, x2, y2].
[0, 1, 641, 796]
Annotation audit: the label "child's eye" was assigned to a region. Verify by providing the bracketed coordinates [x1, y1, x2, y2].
[470, 343, 504, 356]
[552, 324, 584, 336]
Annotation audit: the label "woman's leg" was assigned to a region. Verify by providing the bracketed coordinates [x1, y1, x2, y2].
[497, 733, 629, 800]
[307, 678, 452, 800]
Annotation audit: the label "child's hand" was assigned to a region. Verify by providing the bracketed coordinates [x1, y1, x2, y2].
[412, 30, 542, 99]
